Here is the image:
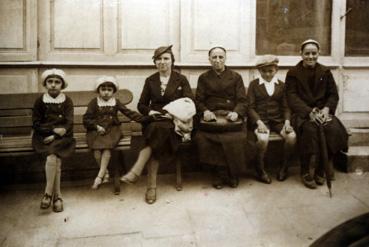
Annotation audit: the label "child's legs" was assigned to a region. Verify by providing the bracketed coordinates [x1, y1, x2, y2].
[53, 157, 62, 197]
[93, 150, 102, 166]
[45, 154, 58, 195]
[130, 146, 152, 176]
[97, 149, 111, 178]
[280, 129, 297, 156]
[254, 129, 269, 154]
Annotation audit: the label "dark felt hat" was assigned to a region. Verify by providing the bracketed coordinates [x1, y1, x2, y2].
[152, 45, 173, 60]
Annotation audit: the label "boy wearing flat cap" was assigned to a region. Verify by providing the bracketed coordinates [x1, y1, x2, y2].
[247, 55, 296, 184]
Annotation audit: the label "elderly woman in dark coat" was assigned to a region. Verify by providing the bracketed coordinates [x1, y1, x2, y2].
[120, 45, 194, 204]
[285, 39, 348, 189]
[195, 46, 248, 189]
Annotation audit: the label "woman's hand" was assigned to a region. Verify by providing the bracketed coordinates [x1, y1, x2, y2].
[226, 112, 238, 122]
[53, 127, 66, 137]
[256, 120, 269, 133]
[203, 110, 217, 122]
[43, 135, 55, 144]
[96, 125, 106, 135]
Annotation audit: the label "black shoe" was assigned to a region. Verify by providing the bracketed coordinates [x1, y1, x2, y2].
[52, 195, 63, 213]
[276, 167, 288, 181]
[314, 174, 325, 186]
[228, 177, 239, 188]
[301, 174, 317, 189]
[212, 177, 224, 189]
[257, 170, 272, 184]
[145, 188, 156, 204]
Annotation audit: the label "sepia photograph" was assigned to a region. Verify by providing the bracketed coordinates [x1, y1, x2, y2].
[0, 0, 368, 246]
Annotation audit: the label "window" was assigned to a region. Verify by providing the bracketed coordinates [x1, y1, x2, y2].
[345, 0, 369, 56]
[256, 0, 332, 56]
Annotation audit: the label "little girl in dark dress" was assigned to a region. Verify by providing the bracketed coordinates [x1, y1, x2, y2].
[33, 68, 76, 213]
[83, 76, 148, 189]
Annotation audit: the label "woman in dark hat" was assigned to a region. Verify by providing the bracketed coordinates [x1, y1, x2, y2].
[120, 45, 194, 204]
[285, 39, 348, 189]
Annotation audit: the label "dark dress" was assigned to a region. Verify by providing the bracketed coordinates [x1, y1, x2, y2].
[195, 68, 248, 174]
[285, 61, 348, 156]
[138, 71, 194, 162]
[83, 97, 145, 150]
[246, 78, 291, 141]
[32, 94, 76, 158]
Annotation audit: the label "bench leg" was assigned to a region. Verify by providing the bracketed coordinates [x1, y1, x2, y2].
[113, 151, 124, 195]
[176, 158, 182, 191]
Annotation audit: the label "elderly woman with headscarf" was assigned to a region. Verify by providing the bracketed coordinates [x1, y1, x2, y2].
[120, 45, 194, 204]
[285, 39, 348, 189]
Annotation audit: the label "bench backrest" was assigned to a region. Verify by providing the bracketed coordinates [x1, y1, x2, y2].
[0, 90, 133, 137]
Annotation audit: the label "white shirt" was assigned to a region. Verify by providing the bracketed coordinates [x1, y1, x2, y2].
[258, 76, 279, 96]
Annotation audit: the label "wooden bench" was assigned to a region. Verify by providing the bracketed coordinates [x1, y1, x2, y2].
[0, 89, 135, 194]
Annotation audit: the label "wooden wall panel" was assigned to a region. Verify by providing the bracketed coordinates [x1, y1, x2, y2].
[0, 0, 36, 61]
[181, 0, 251, 64]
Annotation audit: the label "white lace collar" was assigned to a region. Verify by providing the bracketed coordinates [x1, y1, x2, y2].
[97, 96, 116, 107]
[42, 93, 66, 104]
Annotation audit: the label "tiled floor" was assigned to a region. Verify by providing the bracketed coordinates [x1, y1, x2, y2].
[1, 168, 368, 247]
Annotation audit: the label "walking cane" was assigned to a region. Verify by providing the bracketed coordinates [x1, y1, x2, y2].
[318, 124, 333, 198]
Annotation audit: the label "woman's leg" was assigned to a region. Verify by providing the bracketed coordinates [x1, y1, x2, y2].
[121, 146, 152, 183]
[146, 157, 159, 204]
[255, 130, 271, 184]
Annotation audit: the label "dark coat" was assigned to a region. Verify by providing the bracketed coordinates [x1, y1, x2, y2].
[247, 78, 290, 127]
[195, 68, 248, 173]
[196, 68, 247, 117]
[83, 97, 146, 149]
[137, 71, 194, 162]
[285, 61, 338, 128]
[32, 95, 75, 158]
[285, 61, 348, 155]
[138, 71, 194, 115]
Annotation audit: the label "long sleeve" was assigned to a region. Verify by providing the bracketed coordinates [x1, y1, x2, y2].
[116, 99, 146, 123]
[285, 73, 312, 118]
[62, 97, 74, 136]
[181, 76, 195, 100]
[246, 81, 261, 124]
[233, 74, 247, 117]
[281, 91, 291, 121]
[32, 98, 54, 136]
[137, 79, 152, 115]
[324, 70, 339, 114]
[195, 75, 208, 113]
[83, 99, 98, 130]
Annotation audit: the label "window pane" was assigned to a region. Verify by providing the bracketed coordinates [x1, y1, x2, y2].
[256, 0, 332, 56]
[345, 0, 369, 56]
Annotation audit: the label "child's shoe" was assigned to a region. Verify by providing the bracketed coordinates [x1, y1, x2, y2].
[53, 195, 63, 213]
[145, 188, 156, 204]
[102, 172, 110, 184]
[120, 171, 139, 184]
[40, 193, 52, 209]
[91, 176, 103, 189]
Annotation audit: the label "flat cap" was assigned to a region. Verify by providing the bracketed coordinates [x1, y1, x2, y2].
[41, 68, 67, 89]
[95, 76, 119, 92]
[256, 55, 279, 68]
[300, 39, 320, 51]
[152, 45, 173, 60]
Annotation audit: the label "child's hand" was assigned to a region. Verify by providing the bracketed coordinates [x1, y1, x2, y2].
[53, 127, 66, 137]
[148, 110, 161, 116]
[256, 120, 269, 133]
[43, 135, 55, 144]
[96, 125, 106, 135]
[283, 120, 294, 134]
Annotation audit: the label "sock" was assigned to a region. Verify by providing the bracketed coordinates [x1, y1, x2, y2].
[97, 149, 111, 178]
[44, 154, 57, 195]
[53, 157, 62, 197]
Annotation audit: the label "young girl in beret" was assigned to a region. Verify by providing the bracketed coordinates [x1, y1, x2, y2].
[33, 68, 76, 213]
[83, 76, 148, 189]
